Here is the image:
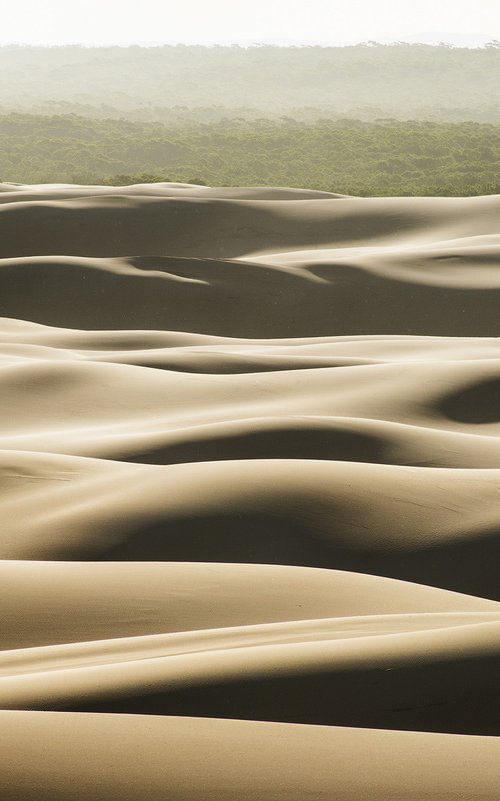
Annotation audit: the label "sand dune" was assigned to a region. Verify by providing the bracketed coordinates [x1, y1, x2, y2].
[2, 457, 500, 597]
[2, 713, 500, 801]
[2, 614, 500, 734]
[4, 246, 500, 335]
[4, 561, 492, 650]
[2, 183, 500, 797]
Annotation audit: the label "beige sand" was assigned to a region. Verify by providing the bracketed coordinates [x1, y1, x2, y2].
[2, 713, 499, 801]
[1, 182, 500, 797]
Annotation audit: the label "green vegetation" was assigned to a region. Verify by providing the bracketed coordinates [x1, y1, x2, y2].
[2, 44, 500, 195]
[1, 43, 500, 123]
[2, 113, 500, 196]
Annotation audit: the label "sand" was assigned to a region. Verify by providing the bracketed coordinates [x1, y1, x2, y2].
[1, 182, 500, 798]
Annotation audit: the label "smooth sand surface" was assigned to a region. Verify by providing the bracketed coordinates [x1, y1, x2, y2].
[2, 183, 500, 797]
[2, 713, 500, 801]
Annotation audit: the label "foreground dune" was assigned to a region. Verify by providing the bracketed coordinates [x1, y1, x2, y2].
[1, 182, 500, 797]
[2, 713, 500, 801]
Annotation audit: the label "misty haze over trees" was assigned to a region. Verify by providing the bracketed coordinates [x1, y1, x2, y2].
[2, 43, 500, 121]
[2, 43, 500, 194]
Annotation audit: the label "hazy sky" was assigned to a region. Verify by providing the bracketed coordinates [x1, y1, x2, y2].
[3, 0, 500, 46]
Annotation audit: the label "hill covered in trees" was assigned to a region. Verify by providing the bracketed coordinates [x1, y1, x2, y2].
[2, 43, 500, 123]
[1, 114, 500, 196]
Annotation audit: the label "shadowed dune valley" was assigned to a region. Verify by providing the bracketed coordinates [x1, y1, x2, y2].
[2, 180, 500, 800]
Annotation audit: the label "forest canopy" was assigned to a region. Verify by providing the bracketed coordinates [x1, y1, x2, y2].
[1, 114, 500, 197]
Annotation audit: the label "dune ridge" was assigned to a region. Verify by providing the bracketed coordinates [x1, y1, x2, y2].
[1, 183, 500, 798]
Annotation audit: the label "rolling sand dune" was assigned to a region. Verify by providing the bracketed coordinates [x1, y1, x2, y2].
[1, 183, 500, 798]
[2, 713, 500, 801]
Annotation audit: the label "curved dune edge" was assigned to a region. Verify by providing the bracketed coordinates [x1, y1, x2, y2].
[3, 561, 496, 651]
[4, 248, 500, 336]
[0, 616, 500, 735]
[2, 457, 500, 597]
[2, 612, 499, 678]
[1, 561, 498, 734]
[1, 712, 500, 801]
[0, 183, 346, 202]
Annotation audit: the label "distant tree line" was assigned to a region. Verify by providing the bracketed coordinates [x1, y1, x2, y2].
[1, 114, 500, 196]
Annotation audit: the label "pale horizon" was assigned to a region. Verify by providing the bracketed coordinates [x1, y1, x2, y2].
[2, 0, 500, 47]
